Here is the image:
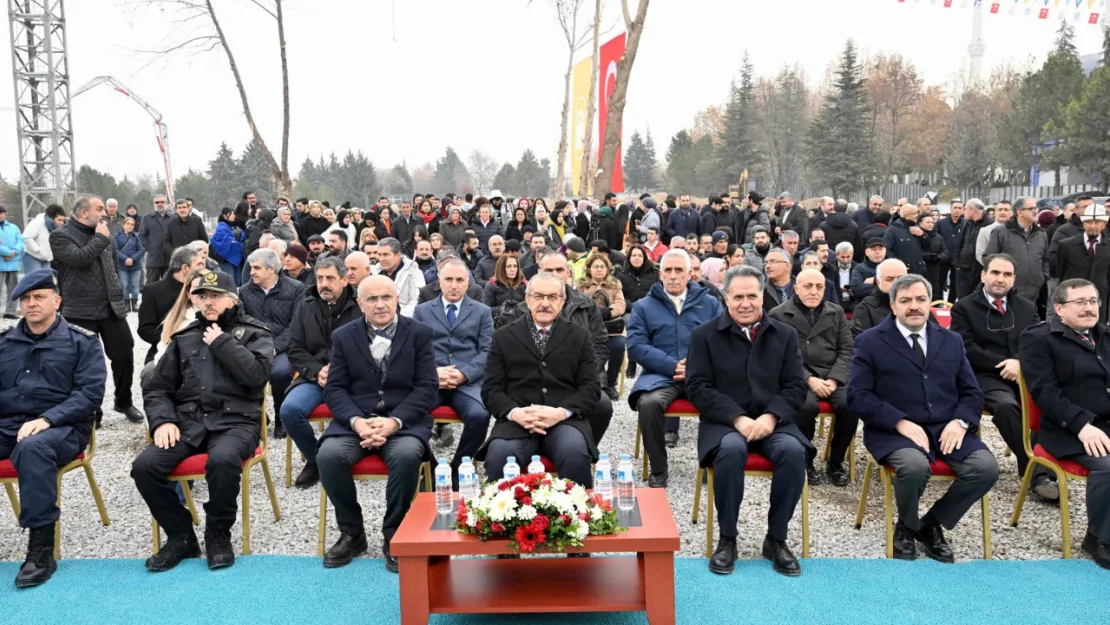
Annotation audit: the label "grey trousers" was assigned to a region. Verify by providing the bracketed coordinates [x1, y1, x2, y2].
[1, 271, 17, 315]
[1064, 453, 1110, 544]
[885, 448, 999, 532]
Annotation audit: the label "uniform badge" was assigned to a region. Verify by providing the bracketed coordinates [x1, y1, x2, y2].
[234, 327, 245, 339]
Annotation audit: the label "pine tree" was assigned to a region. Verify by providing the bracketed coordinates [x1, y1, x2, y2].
[493, 163, 517, 196]
[1055, 19, 1078, 58]
[644, 129, 659, 190]
[1061, 66, 1110, 190]
[206, 142, 243, 208]
[514, 150, 545, 198]
[1023, 22, 1087, 179]
[806, 40, 873, 197]
[623, 130, 650, 192]
[717, 51, 759, 188]
[1102, 25, 1110, 68]
[434, 147, 470, 196]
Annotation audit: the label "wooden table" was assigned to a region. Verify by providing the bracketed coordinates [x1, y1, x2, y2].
[390, 488, 681, 625]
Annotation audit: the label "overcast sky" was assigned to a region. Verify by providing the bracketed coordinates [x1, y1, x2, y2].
[0, 0, 1105, 183]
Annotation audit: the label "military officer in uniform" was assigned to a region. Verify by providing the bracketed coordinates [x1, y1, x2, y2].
[131, 271, 275, 572]
[0, 269, 107, 588]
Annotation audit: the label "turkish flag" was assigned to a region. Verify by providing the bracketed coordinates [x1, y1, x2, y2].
[1090, 11, 1101, 22]
[990, 2, 1000, 12]
[598, 33, 626, 194]
[944, 0, 953, 6]
[1039, 7, 1050, 16]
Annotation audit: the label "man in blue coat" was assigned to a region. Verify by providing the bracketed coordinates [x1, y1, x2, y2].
[413, 258, 493, 487]
[628, 249, 722, 487]
[316, 275, 438, 572]
[848, 273, 999, 563]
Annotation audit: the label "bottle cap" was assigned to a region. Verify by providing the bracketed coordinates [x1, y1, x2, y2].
[599, 453, 609, 460]
[462, 456, 472, 464]
[620, 453, 631, 460]
[438, 458, 448, 464]
[532, 455, 541, 462]
[507, 456, 516, 463]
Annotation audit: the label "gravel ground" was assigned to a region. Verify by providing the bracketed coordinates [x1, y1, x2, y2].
[0, 314, 1091, 565]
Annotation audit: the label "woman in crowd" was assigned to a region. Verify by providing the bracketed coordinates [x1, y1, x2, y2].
[429, 231, 446, 258]
[323, 208, 336, 223]
[534, 202, 562, 249]
[505, 207, 532, 242]
[327, 209, 358, 247]
[272, 206, 298, 243]
[125, 203, 140, 221]
[440, 206, 468, 248]
[701, 257, 727, 289]
[483, 254, 527, 312]
[417, 199, 440, 233]
[918, 213, 948, 301]
[724, 243, 746, 269]
[619, 244, 659, 378]
[576, 253, 627, 401]
[550, 209, 569, 246]
[114, 216, 145, 312]
[210, 206, 246, 286]
[358, 226, 377, 251]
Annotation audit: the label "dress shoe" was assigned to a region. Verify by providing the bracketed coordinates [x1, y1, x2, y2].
[664, 432, 679, 448]
[914, 522, 955, 563]
[115, 404, 145, 424]
[825, 462, 849, 487]
[295, 462, 320, 489]
[383, 541, 399, 573]
[648, 470, 669, 488]
[435, 424, 455, 448]
[1082, 532, 1110, 570]
[892, 522, 916, 561]
[15, 524, 56, 588]
[605, 386, 619, 401]
[806, 463, 820, 486]
[273, 420, 287, 439]
[708, 536, 737, 575]
[761, 536, 801, 577]
[205, 528, 235, 570]
[324, 532, 367, 568]
[146, 532, 201, 572]
[1031, 474, 1060, 503]
[626, 362, 637, 377]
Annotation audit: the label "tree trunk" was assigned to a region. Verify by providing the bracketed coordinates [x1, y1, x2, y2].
[594, 0, 650, 198]
[276, 0, 292, 195]
[555, 52, 573, 201]
[578, 0, 603, 198]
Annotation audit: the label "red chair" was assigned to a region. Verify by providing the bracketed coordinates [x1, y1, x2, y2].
[431, 406, 463, 425]
[931, 300, 953, 329]
[152, 398, 281, 556]
[817, 400, 857, 482]
[855, 455, 992, 559]
[1, 427, 111, 560]
[285, 403, 335, 487]
[1010, 374, 1090, 558]
[633, 399, 699, 475]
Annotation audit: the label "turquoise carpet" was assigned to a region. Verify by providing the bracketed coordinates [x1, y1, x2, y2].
[1, 556, 1106, 625]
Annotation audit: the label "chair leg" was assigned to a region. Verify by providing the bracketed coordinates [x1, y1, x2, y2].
[801, 479, 810, 559]
[691, 467, 703, 524]
[181, 482, 201, 526]
[618, 354, 626, 397]
[880, 467, 894, 559]
[152, 517, 160, 555]
[83, 463, 111, 526]
[1010, 461, 1037, 527]
[285, 436, 293, 488]
[54, 474, 63, 561]
[855, 459, 874, 529]
[981, 492, 992, 560]
[318, 486, 328, 558]
[633, 423, 642, 461]
[1058, 470, 1073, 559]
[705, 468, 715, 560]
[4, 482, 19, 520]
[424, 462, 432, 493]
[822, 415, 834, 463]
[242, 465, 253, 555]
[849, 434, 856, 483]
[261, 457, 282, 521]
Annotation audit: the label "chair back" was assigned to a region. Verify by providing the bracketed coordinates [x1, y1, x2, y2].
[1017, 372, 1042, 458]
[930, 300, 953, 329]
[260, 388, 269, 452]
[85, 427, 97, 461]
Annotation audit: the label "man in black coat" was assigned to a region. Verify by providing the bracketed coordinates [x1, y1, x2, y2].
[665, 195, 702, 240]
[138, 246, 206, 365]
[686, 265, 811, 577]
[776, 192, 809, 241]
[139, 196, 173, 283]
[479, 272, 600, 487]
[1056, 203, 1110, 321]
[417, 255, 485, 304]
[761, 248, 794, 313]
[883, 204, 927, 276]
[852, 259, 907, 337]
[279, 256, 362, 488]
[316, 276, 439, 572]
[1020, 278, 1110, 569]
[131, 270, 274, 572]
[163, 199, 209, 261]
[951, 254, 1057, 502]
[821, 200, 861, 259]
[1048, 200, 1086, 280]
[954, 199, 992, 298]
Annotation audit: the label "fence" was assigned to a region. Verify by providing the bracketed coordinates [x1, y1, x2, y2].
[763, 183, 1103, 207]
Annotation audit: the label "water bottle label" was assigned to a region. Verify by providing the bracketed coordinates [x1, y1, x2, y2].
[595, 469, 605, 480]
[618, 469, 630, 481]
[436, 473, 448, 485]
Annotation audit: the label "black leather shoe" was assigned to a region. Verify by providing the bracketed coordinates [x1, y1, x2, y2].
[435, 424, 455, 448]
[205, 529, 235, 570]
[273, 420, 287, 439]
[806, 463, 820, 486]
[383, 541, 399, 573]
[115, 404, 145, 424]
[15, 524, 56, 588]
[324, 532, 367, 569]
[761, 536, 801, 577]
[1082, 532, 1110, 570]
[145, 532, 201, 572]
[825, 462, 849, 487]
[648, 471, 669, 488]
[664, 432, 679, 448]
[605, 386, 619, 401]
[914, 522, 955, 563]
[295, 463, 320, 489]
[626, 362, 637, 377]
[1031, 474, 1060, 503]
[892, 522, 916, 561]
[708, 536, 737, 575]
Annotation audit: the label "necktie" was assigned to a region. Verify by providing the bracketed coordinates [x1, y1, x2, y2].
[447, 303, 457, 327]
[671, 296, 682, 314]
[744, 324, 758, 342]
[909, 333, 925, 364]
[1080, 332, 1095, 348]
[992, 299, 1005, 315]
[1090, 238, 1098, 260]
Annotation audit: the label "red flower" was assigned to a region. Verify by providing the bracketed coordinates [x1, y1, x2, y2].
[532, 514, 550, 531]
[456, 500, 469, 526]
[558, 514, 571, 526]
[490, 522, 504, 534]
[541, 479, 553, 487]
[476, 519, 485, 532]
[514, 486, 528, 501]
[498, 481, 512, 491]
[564, 483, 575, 494]
[578, 512, 590, 522]
[515, 524, 545, 553]
[589, 493, 613, 512]
[521, 496, 532, 506]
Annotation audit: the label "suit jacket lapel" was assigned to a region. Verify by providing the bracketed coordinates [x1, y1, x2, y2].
[354, 319, 378, 372]
[545, 318, 571, 353]
[454, 298, 475, 329]
[387, 318, 411, 365]
[510, 318, 543, 359]
[923, 323, 944, 369]
[878, 319, 922, 369]
[429, 297, 451, 330]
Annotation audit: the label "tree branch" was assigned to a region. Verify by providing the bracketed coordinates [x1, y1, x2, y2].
[622, 0, 633, 31]
[242, 0, 277, 20]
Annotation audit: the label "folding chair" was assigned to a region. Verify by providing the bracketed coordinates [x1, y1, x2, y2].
[817, 400, 857, 482]
[930, 300, 953, 329]
[285, 404, 334, 487]
[1, 427, 111, 560]
[633, 399, 700, 476]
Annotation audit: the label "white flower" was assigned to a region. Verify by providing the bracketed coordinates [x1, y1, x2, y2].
[518, 504, 537, 521]
[465, 511, 478, 527]
[569, 485, 589, 509]
[590, 505, 603, 521]
[570, 519, 589, 540]
[552, 492, 575, 515]
[488, 490, 518, 523]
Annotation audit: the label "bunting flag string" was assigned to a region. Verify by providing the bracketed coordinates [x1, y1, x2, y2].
[898, 0, 1104, 23]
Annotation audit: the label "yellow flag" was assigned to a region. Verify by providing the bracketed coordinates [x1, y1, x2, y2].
[571, 57, 591, 196]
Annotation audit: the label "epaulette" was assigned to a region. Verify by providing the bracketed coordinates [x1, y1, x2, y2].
[0, 326, 10, 337]
[71, 325, 96, 338]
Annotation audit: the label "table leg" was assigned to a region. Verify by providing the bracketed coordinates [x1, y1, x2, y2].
[398, 556, 430, 625]
[643, 551, 676, 625]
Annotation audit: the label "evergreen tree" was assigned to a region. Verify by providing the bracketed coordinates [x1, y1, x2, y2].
[644, 129, 659, 190]
[514, 150, 546, 198]
[238, 139, 275, 206]
[806, 40, 873, 197]
[1061, 66, 1110, 190]
[493, 163, 517, 195]
[623, 130, 651, 192]
[1022, 22, 1087, 179]
[1102, 25, 1110, 68]
[174, 169, 214, 215]
[433, 147, 471, 195]
[1055, 19, 1078, 58]
[537, 158, 554, 197]
[717, 51, 759, 187]
[206, 142, 242, 208]
[665, 130, 715, 194]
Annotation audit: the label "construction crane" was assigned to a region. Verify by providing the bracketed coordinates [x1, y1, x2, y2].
[71, 75, 174, 201]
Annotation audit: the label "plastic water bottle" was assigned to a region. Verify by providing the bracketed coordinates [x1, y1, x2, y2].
[594, 454, 613, 501]
[435, 458, 453, 514]
[503, 456, 521, 480]
[527, 455, 545, 475]
[616, 454, 635, 511]
[458, 456, 478, 502]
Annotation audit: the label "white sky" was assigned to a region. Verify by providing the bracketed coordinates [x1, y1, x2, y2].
[1, 0, 1105, 183]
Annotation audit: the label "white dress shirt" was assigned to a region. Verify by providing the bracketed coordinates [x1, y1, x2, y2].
[895, 320, 927, 357]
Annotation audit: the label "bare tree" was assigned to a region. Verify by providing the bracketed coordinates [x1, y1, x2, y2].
[578, 0, 603, 197]
[594, 0, 650, 198]
[131, 0, 293, 199]
[467, 150, 500, 196]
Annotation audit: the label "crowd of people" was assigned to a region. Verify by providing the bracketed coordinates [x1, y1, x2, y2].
[1, 187, 1110, 590]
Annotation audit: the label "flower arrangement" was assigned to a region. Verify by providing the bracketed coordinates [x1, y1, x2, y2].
[454, 472, 624, 553]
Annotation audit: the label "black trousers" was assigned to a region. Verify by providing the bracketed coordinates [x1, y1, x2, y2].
[937, 264, 952, 300]
[485, 423, 594, 487]
[0, 427, 82, 528]
[637, 385, 684, 475]
[955, 268, 980, 300]
[146, 265, 167, 284]
[317, 434, 425, 542]
[886, 448, 999, 532]
[796, 387, 856, 467]
[67, 315, 135, 409]
[587, 390, 613, 447]
[713, 430, 806, 541]
[1066, 453, 1110, 543]
[982, 385, 1032, 476]
[131, 426, 259, 537]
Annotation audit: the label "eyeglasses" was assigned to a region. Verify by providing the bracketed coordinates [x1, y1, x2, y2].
[528, 293, 564, 303]
[361, 295, 397, 304]
[1063, 298, 1101, 307]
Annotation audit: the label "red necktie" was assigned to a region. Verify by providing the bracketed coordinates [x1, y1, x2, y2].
[745, 324, 758, 342]
[992, 299, 1005, 315]
[1090, 238, 1098, 260]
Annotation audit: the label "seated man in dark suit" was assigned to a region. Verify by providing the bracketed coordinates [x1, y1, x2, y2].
[848, 273, 999, 563]
[1056, 204, 1110, 322]
[768, 268, 856, 487]
[1020, 278, 1110, 568]
[413, 258, 493, 486]
[479, 272, 600, 487]
[951, 253, 1057, 502]
[316, 276, 439, 572]
[686, 265, 811, 577]
[416, 255, 484, 305]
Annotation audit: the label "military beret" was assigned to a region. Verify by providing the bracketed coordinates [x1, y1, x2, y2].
[10, 268, 57, 301]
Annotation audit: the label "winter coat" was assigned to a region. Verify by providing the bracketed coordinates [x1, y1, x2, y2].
[114, 231, 145, 272]
[984, 219, 1049, 301]
[821, 212, 860, 257]
[850, 259, 880, 300]
[883, 217, 926, 276]
[482, 279, 526, 311]
[473, 254, 500, 283]
[49, 220, 127, 320]
[439, 220, 468, 249]
[619, 262, 659, 306]
[496, 284, 609, 370]
[768, 298, 854, 385]
[21, 213, 52, 263]
[743, 207, 772, 244]
[373, 256, 426, 317]
[163, 214, 209, 260]
[921, 229, 949, 296]
[0, 219, 24, 272]
[1048, 217, 1083, 279]
[472, 219, 501, 252]
[579, 281, 626, 335]
[665, 207, 702, 240]
[237, 275, 306, 353]
[297, 215, 331, 244]
[139, 210, 173, 268]
[956, 214, 992, 271]
[211, 221, 246, 268]
[270, 218, 298, 244]
[936, 215, 965, 269]
[286, 284, 361, 389]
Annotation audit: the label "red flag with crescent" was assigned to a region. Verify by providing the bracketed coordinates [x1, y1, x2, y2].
[598, 33, 626, 194]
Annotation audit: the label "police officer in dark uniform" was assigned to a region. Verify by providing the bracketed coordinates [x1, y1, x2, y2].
[130, 271, 274, 572]
[0, 269, 107, 588]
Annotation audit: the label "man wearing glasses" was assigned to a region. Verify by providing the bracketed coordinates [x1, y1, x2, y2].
[951, 254, 1057, 503]
[139, 195, 174, 284]
[761, 248, 794, 312]
[1021, 279, 1110, 569]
